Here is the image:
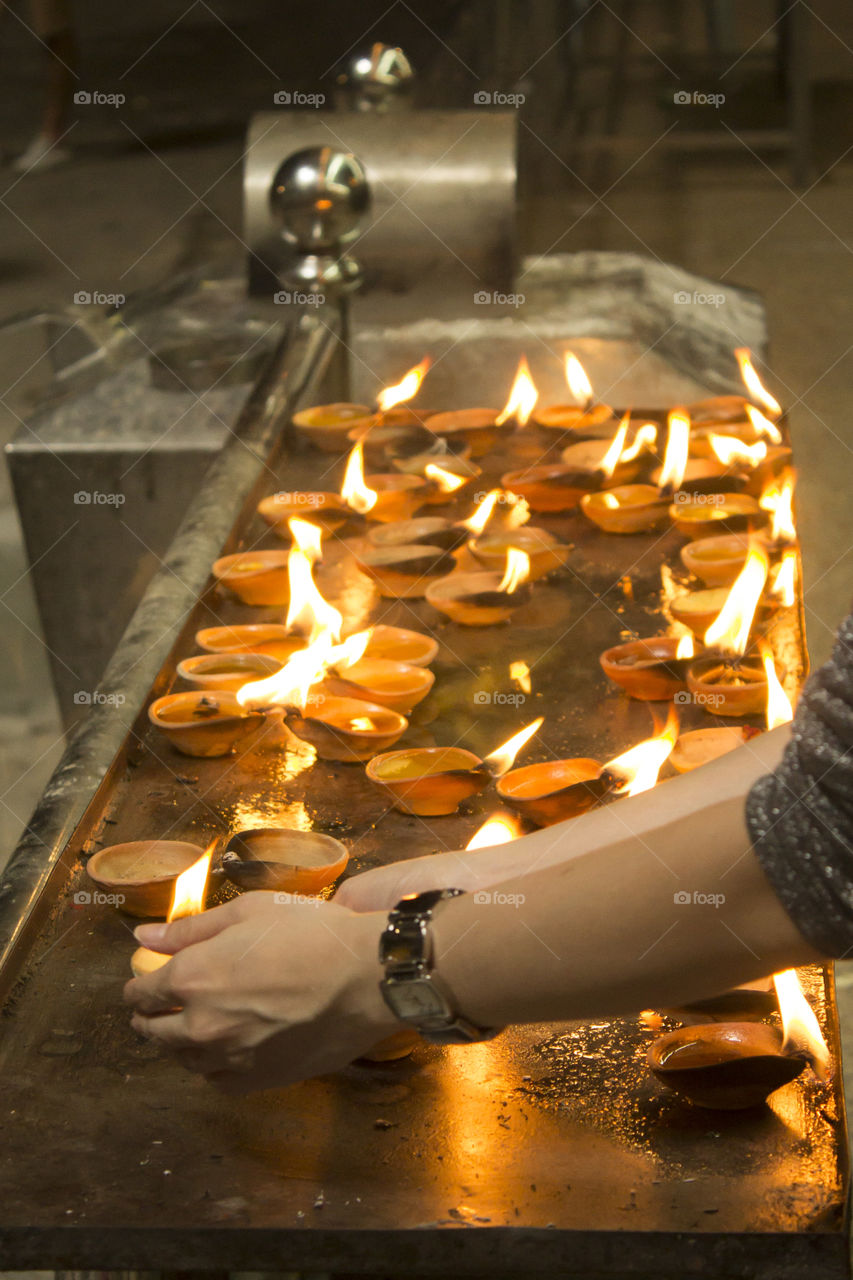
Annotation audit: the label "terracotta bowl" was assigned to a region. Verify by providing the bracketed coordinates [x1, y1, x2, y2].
[367, 516, 467, 553]
[648, 1022, 804, 1110]
[500, 464, 598, 513]
[285, 695, 407, 762]
[686, 656, 770, 718]
[291, 402, 374, 453]
[195, 624, 305, 663]
[148, 691, 265, 757]
[322, 658, 435, 714]
[671, 587, 775, 638]
[257, 491, 349, 535]
[497, 758, 613, 826]
[354, 543, 456, 598]
[358, 624, 438, 667]
[680, 534, 755, 587]
[347, 412, 434, 467]
[600, 637, 701, 701]
[219, 828, 348, 894]
[533, 403, 615, 433]
[560, 438, 641, 480]
[212, 550, 291, 606]
[362, 473, 428, 523]
[468, 527, 570, 580]
[424, 408, 502, 457]
[86, 840, 206, 918]
[176, 652, 282, 692]
[581, 485, 670, 534]
[668, 494, 768, 539]
[394, 453, 481, 505]
[366, 746, 490, 815]
[651, 459, 746, 497]
[670, 726, 759, 773]
[425, 571, 532, 626]
[686, 394, 752, 425]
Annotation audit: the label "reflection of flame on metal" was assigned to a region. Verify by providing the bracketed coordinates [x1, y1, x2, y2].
[169, 843, 214, 921]
[620, 422, 657, 463]
[773, 968, 830, 1080]
[496, 356, 538, 427]
[657, 409, 690, 490]
[424, 462, 466, 493]
[736, 347, 782, 419]
[341, 441, 378, 514]
[509, 660, 531, 693]
[484, 717, 544, 777]
[376, 356, 431, 411]
[759, 640, 794, 729]
[598, 412, 630, 478]
[465, 813, 521, 850]
[704, 544, 769, 656]
[745, 403, 783, 445]
[771, 547, 797, 607]
[709, 435, 768, 468]
[498, 548, 531, 594]
[606, 707, 678, 797]
[760, 472, 797, 543]
[675, 633, 695, 659]
[564, 352, 593, 408]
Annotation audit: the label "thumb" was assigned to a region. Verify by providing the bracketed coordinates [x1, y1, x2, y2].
[134, 900, 239, 953]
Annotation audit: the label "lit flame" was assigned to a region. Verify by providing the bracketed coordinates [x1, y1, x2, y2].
[601, 492, 620, 509]
[498, 548, 531, 594]
[501, 493, 531, 530]
[496, 356, 538, 427]
[658, 409, 690, 490]
[341, 442, 378, 514]
[483, 717, 545, 777]
[510, 660, 531, 693]
[771, 548, 797, 607]
[675, 633, 695, 659]
[237, 628, 368, 713]
[759, 641, 794, 729]
[461, 489, 499, 535]
[736, 347, 782, 419]
[285, 545, 342, 642]
[760, 473, 796, 543]
[465, 814, 521, 850]
[288, 516, 323, 563]
[745, 403, 783, 445]
[773, 969, 830, 1079]
[564, 352, 593, 408]
[376, 356, 431, 412]
[703, 544, 769, 656]
[168, 843, 214, 921]
[598, 412, 630, 479]
[606, 708, 678, 797]
[620, 422, 657, 462]
[709, 435, 768, 469]
[460, 489, 529, 535]
[425, 462, 466, 493]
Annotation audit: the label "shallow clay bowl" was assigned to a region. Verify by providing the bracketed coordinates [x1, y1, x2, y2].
[648, 1022, 805, 1109]
[367, 516, 467, 553]
[686, 394, 752, 425]
[220, 828, 348, 894]
[600, 637, 702, 701]
[425, 571, 532, 626]
[195, 624, 305, 663]
[670, 726, 760, 773]
[533, 403, 615, 433]
[86, 840, 206, 918]
[257, 491, 349, 535]
[560, 438, 641, 481]
[687, 656, 772, 718]
[176, 652, 282, 692]
[424, 408, 502, 457]
[419, 455, 482, 505]
[671, 587, 775, 638]
[652, 460, 746, 497]
[497, 759, 613, 826]
[347, 415, 434, 467]
[581, 485, 670, 534]
[148, 691, 265, 757]
[468, 527, 570, 581]
[366, 746, 490, 816]
[500, 464, 598, 513]
[291, 402, 374, 453]
[680, 534, 755, 587]
[359, 624, 438, 667]
[362, 473, 428, 523]
[212, 551, 291, 606]
[355, 543, 456, 598]
[669, 494, 768, 539]
[322, 658, 435, 714]
[284, 696, 407, 762]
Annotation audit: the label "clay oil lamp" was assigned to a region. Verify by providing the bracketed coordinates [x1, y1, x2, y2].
[770, 546, 797, 608]
[340, 440, 427, 524]
[367, 516, 467, 554]
[680, 533, 754, 587]
[322, 657, 435, 714]
[735, 346, 783, 422]
[423, 407, 502, 458]
[355, 543, 456, 599]
[581, 484, 670, 535]
[195, 623, 305, 664]
[420, 458, 480, 505]
[687, 393, 752, 429]
[669, 492, 767, 539]
[648, 968, 828, 1110]
[212, 549, 291, 606]
[283, 696, 407, 763]
[705, 433, 792, 498]
[759, 471, 797, 550]
[257, 490, 349, 536]
[425, 548, 532, 626]
[131, 846, 213, 976]
[176, 652, 282, 693]
[499, 462, 596, 513]
[670, 584, 775, 639]
[467, 524, 570, 581]
[219, 828, 348, 894]
[290, 402, 375, 454]
[356, 623, 438, 667]
[669, 725, 760, 773]
[86, 839, 206, 919]
[651, 409, 744, 499]
[533, 352, 615, 435]
[366, 718, 542, 816]
[148, 691, 266, 757]
[600, 632, 698, 701]
[347, 410, 434, 468]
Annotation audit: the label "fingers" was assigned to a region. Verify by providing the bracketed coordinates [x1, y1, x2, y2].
[134, 898, 243, 955]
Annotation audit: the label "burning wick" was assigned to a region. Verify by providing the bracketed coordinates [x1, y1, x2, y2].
[703, 544, 769, 656]
[510, 660, 532, 693]
[773, 968, 830, 1079]
[735, 347, 782, 419]
[465, 813, 521, 850]
[498, 548, 531, 594]
[759, 642, 794, 729]
[596, 413, 630, 480]
[657, 409, 691, 493]
[496, 356, 538, 428]
[605, 708, 679, 797]
[130, 843, 214, 977]
[709, 435, 767, 469]
[564, 352, 594, 411]
[424, 462, 466, 494]
[760, 473, 797, 544]
[771, 548, 797, 607]
[483, 717, 545, 778]
[376, 356, 431, 412]
[745, 403, 783, 445]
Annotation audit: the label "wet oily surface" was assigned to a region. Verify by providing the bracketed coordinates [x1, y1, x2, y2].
[0, 414, 844, 1272]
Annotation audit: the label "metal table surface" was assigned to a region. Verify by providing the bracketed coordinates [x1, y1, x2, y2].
[0, 390, 845, 1277]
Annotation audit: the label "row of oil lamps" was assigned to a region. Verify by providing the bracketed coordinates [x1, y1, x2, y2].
[88, 346, 828, 1098]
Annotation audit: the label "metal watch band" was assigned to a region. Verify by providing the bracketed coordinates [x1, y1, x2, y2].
[378, 888, 501, 1045]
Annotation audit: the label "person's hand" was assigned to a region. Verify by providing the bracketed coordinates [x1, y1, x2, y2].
[123, 893, 398, 1094]
[335, 850, 474, 912]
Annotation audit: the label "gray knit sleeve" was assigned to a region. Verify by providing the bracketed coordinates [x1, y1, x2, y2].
[746, 608, 853, 956]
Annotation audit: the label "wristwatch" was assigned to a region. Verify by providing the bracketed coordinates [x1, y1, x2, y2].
[378, 888, 502, 1045]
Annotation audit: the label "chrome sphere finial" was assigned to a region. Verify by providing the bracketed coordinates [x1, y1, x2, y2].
[269, 147, 369, 253]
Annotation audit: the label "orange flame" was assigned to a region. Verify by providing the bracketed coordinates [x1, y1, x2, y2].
[288, 516, 323, 563]
[745, 403, 783, 445]
[658, 409, 691, 490]
[773, 969, 830, 1079]
[709, 435, 768, 468]
[341, 442, 378, 515]
[510, 660, 531, 693]
[675, 633, 695, 659]
[771, 548, 797, 607]
[425, 462, 466, 494]
[496, 356, 538, 427]
[735, 348, 782, 418]
[285, 544, 342, 642]
[564, 352, 593, 408]
[498, 548, 531, 594]
[465, 813, 521, 850]
[483, 716, 545, 777]
[760, 473, 796, 543]
[759, 642, 794, 730]
[703, 544, 769, 655]
[620, 422, 657, 463]
[376, 356, 431, 412]
[606, 708, 678, 797]
[461, 490, 499, 535]
[598, 412, 630, 479]
[168, 843, 214, 921]
[237, 628, 368, 713]
[460, 489, 528, 535]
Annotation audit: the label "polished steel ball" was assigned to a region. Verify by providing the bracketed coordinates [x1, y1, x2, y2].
[269, 147, 369, 251]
